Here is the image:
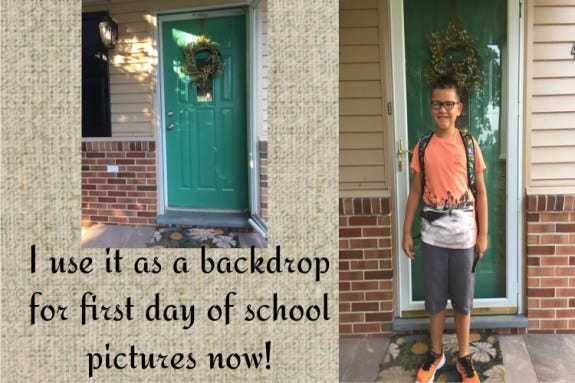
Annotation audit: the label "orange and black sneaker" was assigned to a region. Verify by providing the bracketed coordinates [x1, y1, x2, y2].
[415, 349, 445, 383]
[456, 354, 480, 383]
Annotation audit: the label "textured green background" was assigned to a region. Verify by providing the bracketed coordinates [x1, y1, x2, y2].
[1, 1, 339, 381]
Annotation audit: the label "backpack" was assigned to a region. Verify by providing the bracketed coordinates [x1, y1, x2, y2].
[418, 130, 477, 198]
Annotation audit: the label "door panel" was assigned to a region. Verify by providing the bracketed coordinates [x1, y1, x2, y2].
[403, 0, 507, 301]
[161, 14, 248, 209]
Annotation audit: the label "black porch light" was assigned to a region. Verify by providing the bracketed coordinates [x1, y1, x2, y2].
[99, 12, 118, 49]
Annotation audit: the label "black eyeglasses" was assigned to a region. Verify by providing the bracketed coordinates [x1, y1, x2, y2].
[430, 100, 460, 110]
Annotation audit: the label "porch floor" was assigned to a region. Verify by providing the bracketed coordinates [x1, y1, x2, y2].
[340, 334, 575, 382]
[81, 223, 267, 248]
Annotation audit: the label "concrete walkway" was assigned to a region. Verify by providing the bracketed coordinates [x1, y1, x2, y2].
[340, 334, 575, 382]
[81, 224, 267, 248]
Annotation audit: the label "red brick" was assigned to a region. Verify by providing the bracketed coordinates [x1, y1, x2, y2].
[366, 312, 392, 322]
[527, 195, 537, 211]
[557, 267, 575, 277]
[540, 235, 569, 245]
[350, 238, 378, 249]
[349, 216, 377, 226]
[529, 309, 555, 319]
[557, 246, 575, 255]
[339, 282, 350, 291]
[339, 302, 350, 312]
[527, 256, 540, 266]
[353, 323, 380, 333]
[350, 260, 379, 270]
[365, 292, 389, 301]
[352, 302, 379, 312]
[540, 278, 568, 287]
[340, 228, 362, 238]
[541, 319, 569, 329]
[540, 298, 568, 308]
[363, 227, 391, 237]
[528, 223, 556, 233]
[541, 256, 569, 266]
[557, 288, 575, 297]
[528, 288, 555, 297]
[365, 270, 392, 280]
[528, 267, 555, 277]
[364, 249, 391, 259]
[339, 261, 350, 271]
[339, 324, 353, 334]
[541, 212, 570, 222]
[340, 313, 365, 323]
[340, 271, 364, 281]
[556, 309, 575, 318]
[546, 196, 556, 211]
[527, 213, 540, 222]
[537, 196, 546, 211]
[339, 250, 363, 260]
[339, 292, 364, 302]
[351, 281, 379, 291]
[528, 246, 555, 255]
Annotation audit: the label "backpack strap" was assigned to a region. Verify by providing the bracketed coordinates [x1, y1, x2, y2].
[418, 132, 434, 194]
[460, 131, 477, 199]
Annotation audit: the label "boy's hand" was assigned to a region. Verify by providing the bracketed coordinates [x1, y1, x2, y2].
[476, 234, 488, 260]
[402, 233, 415, 260]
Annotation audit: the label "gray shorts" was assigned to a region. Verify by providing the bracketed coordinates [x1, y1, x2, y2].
[422, 242, 476, 315]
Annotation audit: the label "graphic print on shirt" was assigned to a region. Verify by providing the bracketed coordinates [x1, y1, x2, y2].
[421, 190, 476, 249]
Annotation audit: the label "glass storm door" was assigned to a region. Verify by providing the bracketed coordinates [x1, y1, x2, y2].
[403, 0, 508, 310]
[161, 13, 248, 209]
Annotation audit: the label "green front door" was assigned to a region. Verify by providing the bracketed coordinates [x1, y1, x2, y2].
[404, 0, 507, 302]
[161, 14, 248, 209]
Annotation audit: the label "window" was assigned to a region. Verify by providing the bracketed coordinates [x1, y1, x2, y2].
[82, 12, 112, 138]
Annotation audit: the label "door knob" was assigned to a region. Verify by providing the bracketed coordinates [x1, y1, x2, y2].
[397, 139, 413, 172]
[167, 123, 174, 131]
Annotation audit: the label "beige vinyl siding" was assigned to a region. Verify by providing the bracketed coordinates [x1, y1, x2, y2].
[82, 0, 246, 139]
[526, 0, 575, 192]
[339, 0, 390, 195]
[257, 0, 268, 141]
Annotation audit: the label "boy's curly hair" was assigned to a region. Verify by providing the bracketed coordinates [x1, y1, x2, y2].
[430, 74, 461, 100]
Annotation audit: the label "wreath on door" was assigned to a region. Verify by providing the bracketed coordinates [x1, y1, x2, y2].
[182, 35, 224, 84]
[425, 21, 484, 97]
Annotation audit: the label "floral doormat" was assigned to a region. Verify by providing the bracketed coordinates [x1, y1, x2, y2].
[377, 333, 505, 382]
[147, 226, 240, 248]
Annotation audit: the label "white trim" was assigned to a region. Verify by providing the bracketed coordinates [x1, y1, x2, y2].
[391, 0, 524, 315]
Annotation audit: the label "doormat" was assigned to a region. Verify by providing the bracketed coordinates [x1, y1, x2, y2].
[377, 333, 505, 382]
[147, 226, 240, 248]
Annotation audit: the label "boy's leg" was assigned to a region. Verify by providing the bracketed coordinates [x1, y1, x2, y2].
[429, 310, 446, 354]
[454, 311, 470, 356]
[422, 243, 449, 353]
[449, 246, 475, 357]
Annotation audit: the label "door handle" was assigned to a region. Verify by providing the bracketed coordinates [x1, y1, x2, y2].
[397, 139, 412, 172]
[167, 123, 174, 131]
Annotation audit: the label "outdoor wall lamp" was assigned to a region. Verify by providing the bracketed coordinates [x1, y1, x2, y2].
[99, 12, 118, 49]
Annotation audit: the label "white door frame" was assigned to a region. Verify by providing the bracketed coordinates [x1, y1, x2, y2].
[390, 0, 524, 315]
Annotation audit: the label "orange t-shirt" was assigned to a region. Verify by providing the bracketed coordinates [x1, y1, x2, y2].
[411, 132, 486, 249]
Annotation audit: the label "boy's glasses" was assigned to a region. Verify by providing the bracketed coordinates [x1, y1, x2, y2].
[430, 100, 460, 110]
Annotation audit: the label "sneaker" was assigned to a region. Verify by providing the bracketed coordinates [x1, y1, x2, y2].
[415, 349, 445, 383]
[456, 354, 480, 383]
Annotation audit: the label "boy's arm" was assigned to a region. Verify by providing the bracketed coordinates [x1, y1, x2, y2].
[475, 170, 488, 259]
[402, 171, 422, 260]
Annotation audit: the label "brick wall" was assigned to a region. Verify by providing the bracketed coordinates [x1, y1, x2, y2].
[82, 141, 157, 227]
[526, 194, 575, 334]
[339, 197, 394, 336]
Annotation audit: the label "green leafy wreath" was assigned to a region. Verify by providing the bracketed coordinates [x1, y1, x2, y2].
[182, 35, 224, 84]
[425, 21, 484, 97]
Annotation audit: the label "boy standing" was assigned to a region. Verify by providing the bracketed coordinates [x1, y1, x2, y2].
[402, 75, 488, 383]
